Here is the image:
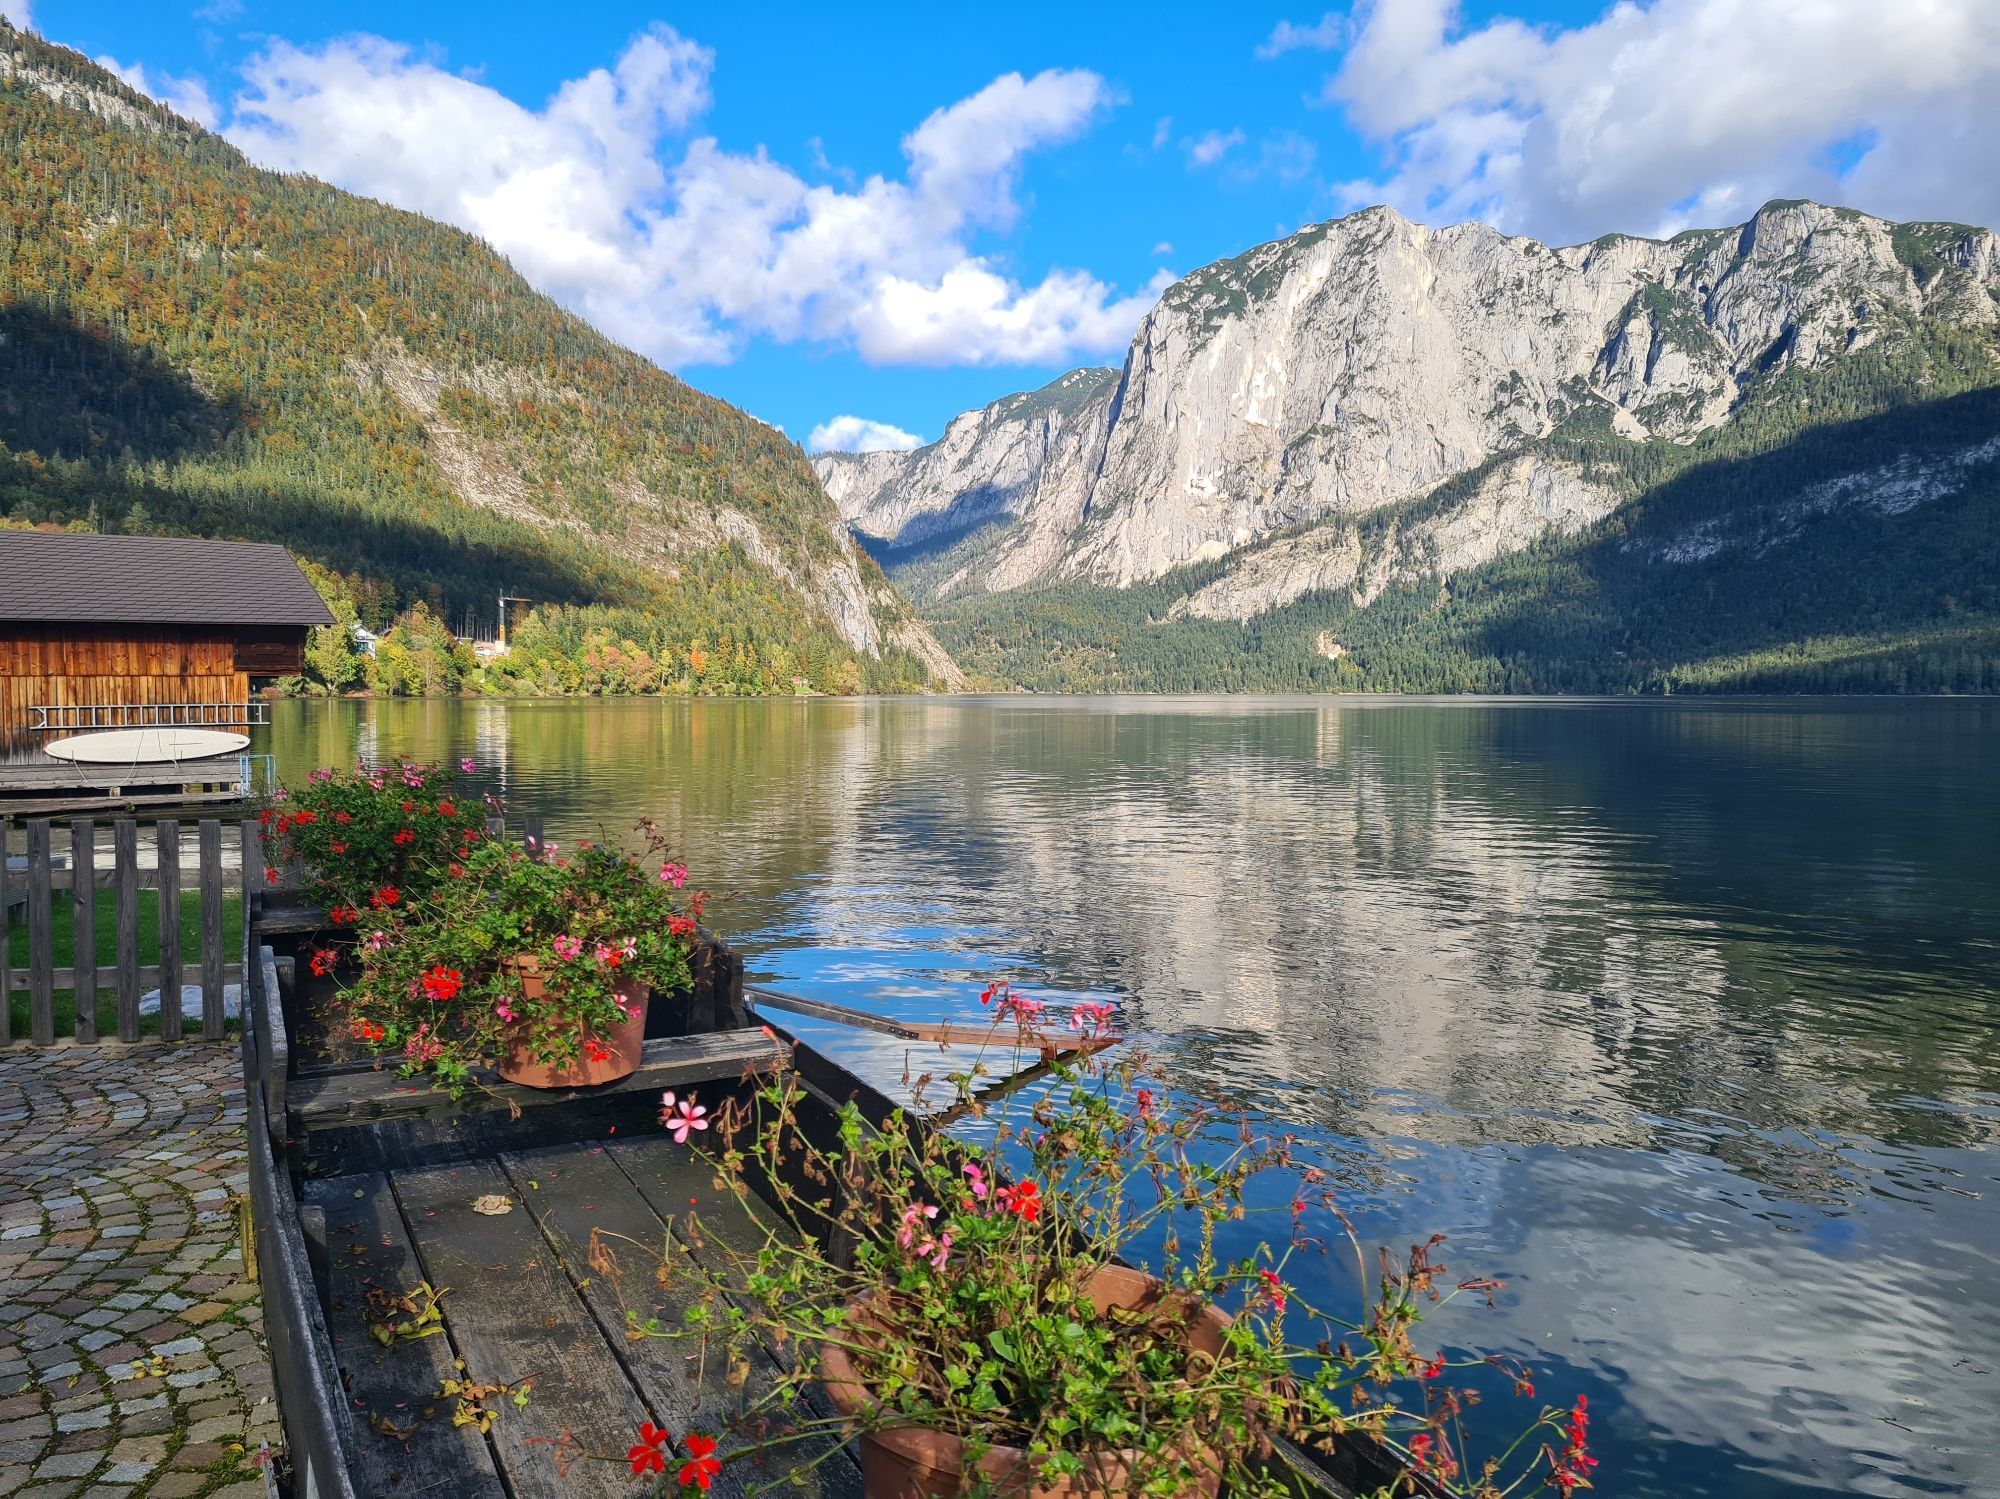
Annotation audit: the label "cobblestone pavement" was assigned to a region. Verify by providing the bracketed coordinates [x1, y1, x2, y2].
[0, 1044, 281, 1499]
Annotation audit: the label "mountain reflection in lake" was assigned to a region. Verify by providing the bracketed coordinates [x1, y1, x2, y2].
[272, 696, 2000, 1499]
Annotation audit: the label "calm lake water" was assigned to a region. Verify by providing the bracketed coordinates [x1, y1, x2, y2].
[268, 696, 2000, 1499]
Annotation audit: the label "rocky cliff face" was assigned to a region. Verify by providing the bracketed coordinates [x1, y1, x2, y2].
[818, 202, 2000, 619]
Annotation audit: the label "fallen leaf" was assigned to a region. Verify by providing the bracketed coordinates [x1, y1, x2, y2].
[471, 1195, 513, 1216]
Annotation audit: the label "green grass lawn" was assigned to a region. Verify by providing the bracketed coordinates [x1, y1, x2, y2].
[6, 888, 246, 1039]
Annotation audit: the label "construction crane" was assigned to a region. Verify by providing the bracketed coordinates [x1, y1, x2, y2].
[497, 594, 530, 650]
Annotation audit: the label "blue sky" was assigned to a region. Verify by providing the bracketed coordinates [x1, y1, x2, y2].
[12, 1, 2000, 452]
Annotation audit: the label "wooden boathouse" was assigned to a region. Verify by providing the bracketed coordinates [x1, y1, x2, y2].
[0, 531, 332, 804]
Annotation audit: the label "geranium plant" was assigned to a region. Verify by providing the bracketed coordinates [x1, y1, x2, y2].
[263, 757, 490, 911]
[611, 990, 1597, 1499]
[333, 825, 707, 1095]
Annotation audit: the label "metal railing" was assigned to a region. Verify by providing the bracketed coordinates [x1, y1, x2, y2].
[28, 701, 272, 731]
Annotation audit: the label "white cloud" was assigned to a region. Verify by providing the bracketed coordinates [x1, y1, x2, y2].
[1151, 240, 1174, 255]
[0, 2, 31, 31]
[223, 30, 1160, 369]
[1151, 115, 1173, 149]
[1186, 128, 1246, 168]
[1324, 0, 2000, 244]
[97, 53, 220, 127]
[807, 415, 925, 454]
[1257, 13, 1346, 59]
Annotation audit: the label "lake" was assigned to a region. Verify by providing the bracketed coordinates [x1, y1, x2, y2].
[268, 695, 2000, 1498]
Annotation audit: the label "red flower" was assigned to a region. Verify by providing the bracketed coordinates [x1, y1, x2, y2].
[329, 841, 348, 855]
[667, 915, 698, 940]
[308, 948, 339, 978]
[997, 1180, 1042, 1222]
[1259, 1267, 1287, 1312]
[258, 808, 274, 827]
[328, 904, 359, 926]
[448, 862, 465, 879]
[400, 800, 415, 814]
[1134, 1088, 1154, 1118]
[334, 811, 352, 825]
[393, 828, 416, 846]
[436, 800, 456, 817]
[264, 867, 279, 885]
[1550, 1394, 1597, 1495]
[583, 1037, 611, 1064]
[291, 809, 317, 825]
[627, 1421, 669, 1476]
[1420, 1356, 1445, 1380]
[421, 966, 463, 1003]
[349, 1019, 385, 1043]
[371, 886, 400, 909]
[678, 1434, 722, 1491]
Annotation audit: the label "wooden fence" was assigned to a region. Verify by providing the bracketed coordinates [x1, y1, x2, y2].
[1, 814, 257, 1046]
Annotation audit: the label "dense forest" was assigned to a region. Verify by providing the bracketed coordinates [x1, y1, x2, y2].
[931, 332, 2000, 694]
[0, 24, 940, 696]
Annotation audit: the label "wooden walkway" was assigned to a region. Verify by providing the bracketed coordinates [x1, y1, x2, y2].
[302, 1136, 860, 1499]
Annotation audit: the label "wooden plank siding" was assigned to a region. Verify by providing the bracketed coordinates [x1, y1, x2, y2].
[0, 622, 303, 742]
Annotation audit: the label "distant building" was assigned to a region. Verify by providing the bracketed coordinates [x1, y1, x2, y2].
[0, 531, 333, 749]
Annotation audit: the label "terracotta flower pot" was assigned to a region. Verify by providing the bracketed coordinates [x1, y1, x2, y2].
[819, 1263, 1228, 1499]
[496, 956, 649, 1088]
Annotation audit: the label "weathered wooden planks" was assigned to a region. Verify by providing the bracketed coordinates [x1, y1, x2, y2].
[0, 823, 243, 1047]
[158, 820, 182, 1041]
[288, 1030, 782, 1128]
[114, 819, 140, 1042]
[392, 1159, 651, 1499]
[300, 1173, 507, 1499]
[0, 817, 12, 1045]
[26, 819, 54, 1045]
[70, 820, 97, 1043]
[200, 820, 226, 1039]
[499, 1142, 861, 1499]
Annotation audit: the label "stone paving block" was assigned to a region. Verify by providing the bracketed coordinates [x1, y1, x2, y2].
[0, 1045, 289, 1499]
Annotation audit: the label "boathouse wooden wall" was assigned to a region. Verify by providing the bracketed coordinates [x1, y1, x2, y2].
[0, 622, 301, 739]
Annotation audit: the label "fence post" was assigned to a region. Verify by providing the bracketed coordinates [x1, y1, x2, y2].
[0, 815, 12, 1046]
[27, 820, 54, 1047]
[200, 820, 226, 1041]
[158, 821, 182, 1043]
[115, 820, 140, 1043]
[71, 821, 97, 1044]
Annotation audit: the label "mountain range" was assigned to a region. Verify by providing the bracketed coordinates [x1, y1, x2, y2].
[5, 19, 1995, 698]
[0, 22, 959, 696]
[819, 201, 2000, 692]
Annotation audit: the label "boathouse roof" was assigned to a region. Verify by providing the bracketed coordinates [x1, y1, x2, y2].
[0, 531, 334, 627]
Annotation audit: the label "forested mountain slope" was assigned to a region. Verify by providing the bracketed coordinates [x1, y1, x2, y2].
[0, 23, 958, 695]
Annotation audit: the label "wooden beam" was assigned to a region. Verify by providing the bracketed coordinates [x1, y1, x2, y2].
[744, 985, 1115, 1062]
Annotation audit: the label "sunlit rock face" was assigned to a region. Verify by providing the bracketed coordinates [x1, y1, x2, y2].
[817, 202, 2000, 611]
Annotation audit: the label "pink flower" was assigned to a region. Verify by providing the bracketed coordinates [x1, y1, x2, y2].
[659, 1092, 709, 1144]
[402, 1025, 443, 1067]
[1258, 1268, 1287, 1313]
[1068, 1001, 1116, 1038]
[1001, 994, 1047, 1026]
[659, 862, 688, 888]
[552, 934, 584, 962]
[963, 1162, 988, 1201]
[493, 999, 516, 1023]
[921, 1232, 952, 1270]
[366, 929, 391, 951]
[460, 758, 477, 773]
[897, 1203, 938, 1250]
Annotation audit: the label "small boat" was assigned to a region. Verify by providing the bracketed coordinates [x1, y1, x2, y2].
[238, 889, 1392, 1499]
[43, 727, 250, 763]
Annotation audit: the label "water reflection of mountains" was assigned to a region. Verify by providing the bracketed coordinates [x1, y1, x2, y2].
[273, 697, 2000, 1182]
